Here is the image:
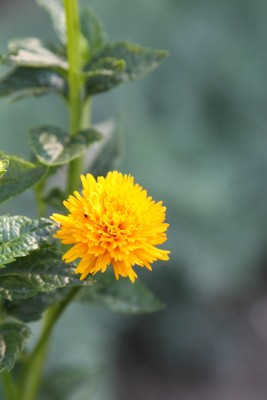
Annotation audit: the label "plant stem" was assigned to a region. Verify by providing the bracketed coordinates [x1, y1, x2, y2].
[64, 0, 85, 194]
[64, 0, 82, 135]
[19, 287, 81, 400]
[34, 178, 46, 217]
[19, 2, 89, 399]
[1, 371, 17, 400]
[67, 97, 92, 193]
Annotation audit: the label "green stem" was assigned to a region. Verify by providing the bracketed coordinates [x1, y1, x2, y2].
[64, 0, 85, 194]
[19, 3, 88, 399]
[67, 97, 92, 192]
[19, 287, 81, 400]
[34, 178, 46, 217]
[64, 0, 82, 135]
[1, 371, 17, 400]
[67, 157, 84, 194]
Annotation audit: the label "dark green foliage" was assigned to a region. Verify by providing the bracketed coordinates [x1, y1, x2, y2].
[94, 42, 168, 80]
[0, 7, 167, 104]
[77, 272, 165, 314]
[6, 37, 67, 71]
[0, 216, 56, 267]
[0, 247, 93, 301]
[0, 67, 67, 101]
[84, 42, 168, 95]
[0, 322, 31, 372]
[0, 155, 47, 204]
[80, 6, 106, 55]
[4, 289, 69, 322]
[29, 125, 102, 166]
[83, 57, 126, 95]
[0, 0, 168, 384]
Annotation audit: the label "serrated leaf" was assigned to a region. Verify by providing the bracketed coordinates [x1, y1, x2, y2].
[0, 154, 47, 203]
[0, 322, 31, 372]
[29, 126, 102, 166]
[37, 0, 66, 45]
[0, 247, 93, 300]
[80, 6, 106, 55]
[0, 215, 57, 267]
[4, 289, 68, 322]
[0, 67, 67, 101]
[77, 272, 165, 314]
[6, 37, 67, 71]
[85, 41, 168, 95]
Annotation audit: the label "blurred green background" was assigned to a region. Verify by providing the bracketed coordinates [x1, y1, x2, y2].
[2, 0, 267, 399]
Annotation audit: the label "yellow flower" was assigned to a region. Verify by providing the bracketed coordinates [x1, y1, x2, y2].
[51, 171, 170, 283]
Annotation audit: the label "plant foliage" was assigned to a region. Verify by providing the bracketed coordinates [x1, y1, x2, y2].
[0, 2, 168, 399]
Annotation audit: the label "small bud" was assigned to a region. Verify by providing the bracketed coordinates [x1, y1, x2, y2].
[0, 159, 9, 179]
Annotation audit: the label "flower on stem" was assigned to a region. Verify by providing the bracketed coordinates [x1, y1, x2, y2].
[51, 171, 170, 283]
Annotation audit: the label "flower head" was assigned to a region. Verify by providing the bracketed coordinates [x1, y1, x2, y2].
[51, 171, 170, 283]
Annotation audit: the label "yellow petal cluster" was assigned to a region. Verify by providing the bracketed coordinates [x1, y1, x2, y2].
[51, 171, 170, 283]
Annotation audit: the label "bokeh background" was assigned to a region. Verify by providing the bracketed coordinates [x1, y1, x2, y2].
[2, 0, 267, 399]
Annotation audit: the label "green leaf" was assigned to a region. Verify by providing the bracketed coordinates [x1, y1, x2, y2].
[36, 1, 89, 66]
[29, 125, 102, 166]
[4, 289, 68, 322]
[80, 6, 106, 55]
[0, 154, 47, 204]
[0, 216, 57, 267]
[0, 247, 93, 300]
[0, 322, 31, 372]
[83, 57, 126, 95]
[0, 67, 67, 101]
[85, 41, 168, 95]
[77, 272, 165, 314]
[100, 42, 169, 78]
[6, 37, 67, 71]
[37, 0, 66, 45]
